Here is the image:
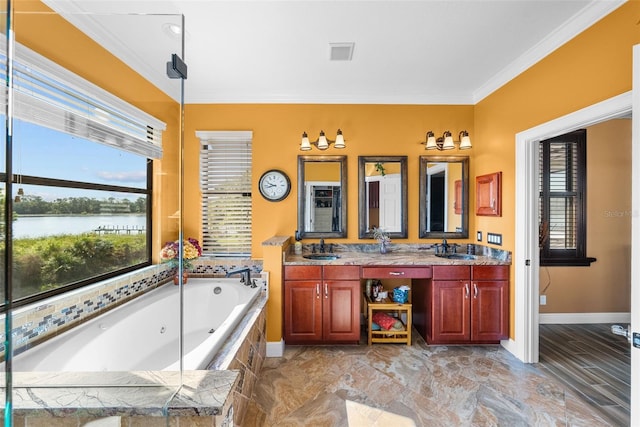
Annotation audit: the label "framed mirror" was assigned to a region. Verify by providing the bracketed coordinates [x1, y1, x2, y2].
[419, 155, 469, 239]
[297, 155, 347, 238]
[358, 156, 408, 239]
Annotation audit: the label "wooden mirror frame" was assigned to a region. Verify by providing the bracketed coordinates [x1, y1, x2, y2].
[297, 155, 347, 238]
[419, 155, 469, 239]
[358, 156, 408, 239]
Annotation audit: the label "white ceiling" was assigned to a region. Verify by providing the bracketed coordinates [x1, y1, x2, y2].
[42, 0, 624, 105]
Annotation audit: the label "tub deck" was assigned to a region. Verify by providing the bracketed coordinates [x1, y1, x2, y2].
[2, 370, 237, 423]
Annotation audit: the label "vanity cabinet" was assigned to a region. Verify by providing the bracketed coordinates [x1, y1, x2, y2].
[426, 265, 509, 344]
[284, 265, 361, 344]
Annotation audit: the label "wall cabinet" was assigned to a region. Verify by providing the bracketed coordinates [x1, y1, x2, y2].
[475, 171, 502, 216]
[424, 265, 509, 344]
[284, 265, 361, 344]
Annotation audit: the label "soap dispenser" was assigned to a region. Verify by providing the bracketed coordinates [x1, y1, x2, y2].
[294, 230, 302, 255]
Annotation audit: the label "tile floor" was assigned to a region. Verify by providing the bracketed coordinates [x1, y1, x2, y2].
[244, 331, 614, 426]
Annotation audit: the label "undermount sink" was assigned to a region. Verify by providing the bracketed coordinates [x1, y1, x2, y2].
[436, 253, 478, 260]
[302, 253, 341, 260]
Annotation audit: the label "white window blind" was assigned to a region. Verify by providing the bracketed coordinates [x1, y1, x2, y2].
[197, 131, 252, 257]
[1, 40, 165, 158]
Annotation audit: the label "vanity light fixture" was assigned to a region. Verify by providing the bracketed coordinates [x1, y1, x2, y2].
[300, 129, 346, 151]
[423, 130, 472, 151]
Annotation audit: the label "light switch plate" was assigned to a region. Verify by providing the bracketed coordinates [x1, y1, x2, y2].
[487, 232, 502, 245]
[477, 231, 482, 242]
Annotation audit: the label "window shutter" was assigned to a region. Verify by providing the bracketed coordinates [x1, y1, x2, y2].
[0, 41, 165, 158]
[547, 141, 578, 250]
[197, 131, 252, 257]
[539, 129, 592, 266]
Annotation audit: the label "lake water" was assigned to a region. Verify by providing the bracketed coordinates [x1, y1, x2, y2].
[12, 215, 147, 239]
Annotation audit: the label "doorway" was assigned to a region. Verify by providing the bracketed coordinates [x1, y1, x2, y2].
[511, 92, 632, 362]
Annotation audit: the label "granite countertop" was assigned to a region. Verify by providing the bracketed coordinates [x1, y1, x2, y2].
[284, 243, 511, 266]
[2, 370, 238, 418]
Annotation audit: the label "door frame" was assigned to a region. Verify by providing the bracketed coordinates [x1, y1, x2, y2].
[509, 91, 632, 364]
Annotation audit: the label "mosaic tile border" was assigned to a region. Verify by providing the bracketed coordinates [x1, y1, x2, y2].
[0, 258, 263, 358]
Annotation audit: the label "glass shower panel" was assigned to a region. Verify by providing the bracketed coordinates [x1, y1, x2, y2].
[3, 4, 185, 424]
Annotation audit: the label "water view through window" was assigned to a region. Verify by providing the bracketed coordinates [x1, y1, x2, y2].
[2, 118, 151, 304]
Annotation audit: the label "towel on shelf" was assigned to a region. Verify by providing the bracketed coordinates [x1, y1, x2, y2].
[372, 312, 403, 330]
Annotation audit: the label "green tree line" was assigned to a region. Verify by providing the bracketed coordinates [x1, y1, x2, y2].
[13, 195, 147, 215]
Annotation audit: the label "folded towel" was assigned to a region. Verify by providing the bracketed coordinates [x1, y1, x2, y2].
[371, 322, 381, 331]
[372, 312, 399, 330]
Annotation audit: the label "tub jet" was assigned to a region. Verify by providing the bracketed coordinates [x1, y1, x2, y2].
[213, 286, 222, 294]
[208, 328, 216, 334]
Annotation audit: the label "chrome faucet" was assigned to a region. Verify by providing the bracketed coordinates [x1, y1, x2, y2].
[319, 239, 325, 253]
[226, 267, 252, 285]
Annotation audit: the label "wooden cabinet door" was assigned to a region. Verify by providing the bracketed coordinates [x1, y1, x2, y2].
[475, 171, 502, 216]
[471, 280, 509, 342]
[284, 281, 322, 343]
[323, 280, 361, 342]
[430, 280, 470, 343]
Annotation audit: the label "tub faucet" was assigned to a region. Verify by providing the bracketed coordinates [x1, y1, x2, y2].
[226, 267, 252, 285]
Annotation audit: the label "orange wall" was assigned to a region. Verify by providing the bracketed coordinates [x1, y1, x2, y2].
[540, 119, 632, 314]
[19, 0, 640, 345]
[475, 1, 640, 331]
[183, 104, 475, 257]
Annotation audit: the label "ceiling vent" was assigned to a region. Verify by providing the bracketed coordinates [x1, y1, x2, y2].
[329, 42, 354, 61]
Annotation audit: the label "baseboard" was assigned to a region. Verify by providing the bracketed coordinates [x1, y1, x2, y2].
[539, 312, 631, 324]
[266, 339, 284, 357]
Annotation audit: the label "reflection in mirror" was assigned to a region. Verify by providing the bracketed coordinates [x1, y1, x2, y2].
[297, 155, 347, 238]
[419, 156, 469, 239]
[358, 156, 407, 239]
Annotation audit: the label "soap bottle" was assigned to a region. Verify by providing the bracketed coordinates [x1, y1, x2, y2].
[294, 230, 303, 255]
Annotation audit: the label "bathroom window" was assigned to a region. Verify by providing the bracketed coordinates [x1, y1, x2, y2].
[0, 41, 163, 306]
[538, 129, 594, 266]
[198, 131, 252, 257]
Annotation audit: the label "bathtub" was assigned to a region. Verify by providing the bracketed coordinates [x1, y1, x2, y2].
[10, 278, 262, 372]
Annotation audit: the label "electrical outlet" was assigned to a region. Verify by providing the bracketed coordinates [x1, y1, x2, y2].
[540, 295, 547, 305]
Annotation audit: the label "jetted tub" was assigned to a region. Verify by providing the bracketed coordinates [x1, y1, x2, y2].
[11, 278, 262, 372]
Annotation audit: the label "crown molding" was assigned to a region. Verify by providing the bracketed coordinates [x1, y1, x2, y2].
[472, 0, 626, 104]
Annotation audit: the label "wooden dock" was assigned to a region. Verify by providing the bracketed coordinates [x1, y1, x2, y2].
[93, 225, 146, 235]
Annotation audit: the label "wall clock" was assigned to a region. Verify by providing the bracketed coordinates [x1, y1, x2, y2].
[258, 169, 291, 202]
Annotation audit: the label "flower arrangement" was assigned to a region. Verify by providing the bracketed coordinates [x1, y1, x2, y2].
[160, 237, 202, 270]
[373, 227, 391, 252]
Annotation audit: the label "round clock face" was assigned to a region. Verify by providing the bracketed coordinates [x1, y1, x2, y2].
[258, 169, 291, 201]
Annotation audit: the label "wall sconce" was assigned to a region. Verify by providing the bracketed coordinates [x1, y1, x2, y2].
[422, 130, 472, 150]
[300, 129, 346, 151]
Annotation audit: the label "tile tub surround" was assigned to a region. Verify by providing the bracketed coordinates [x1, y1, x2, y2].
[208, 296, 267, 426]
[1, 271, 267, 425]
[1, 258, 263, 359]
[2, 370, 238, 426]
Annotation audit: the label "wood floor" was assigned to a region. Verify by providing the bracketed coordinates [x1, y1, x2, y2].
[538, 323, 631, 426]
